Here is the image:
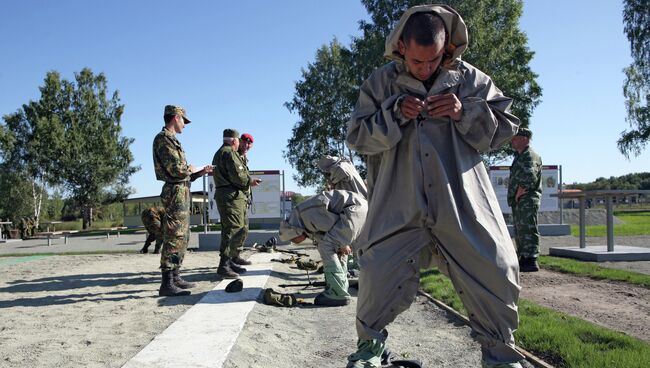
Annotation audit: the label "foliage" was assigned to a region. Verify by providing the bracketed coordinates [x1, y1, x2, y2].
[291, 193, 309, 206]
[285, 0, 541, 185]
[570, 211, 650, 237]
[1, 68, 139, 229]
[284, 40, 359, 187]
[618, 0, 650, 157]
[0, 170, 33, 221]
[566, 172, 650, 190]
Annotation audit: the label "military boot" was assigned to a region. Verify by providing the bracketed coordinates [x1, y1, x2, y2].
[228, 259, 247, 274]
[519, 257, 539, 272]
[231, 255, 252, 266]
[217, 256, 239, 279]
[159, 270, 191, 297]
[139, 243, 150, 254]
[172, 268, 196, 289]
[153, 243, 161, 254]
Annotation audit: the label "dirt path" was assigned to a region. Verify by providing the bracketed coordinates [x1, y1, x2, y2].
[520, 269, 650, 343]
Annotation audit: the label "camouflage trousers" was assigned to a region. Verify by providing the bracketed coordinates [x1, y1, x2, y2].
[160, 182, 190, 271]
[512, 198, 540, 259]
[215, 193, 247, 258]
[142, 211, 163, 249]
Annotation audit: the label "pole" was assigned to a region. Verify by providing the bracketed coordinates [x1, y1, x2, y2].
[579, 196, 586, 248]
[281, 170, 286, 219]
[606, 195, 614, 252]
[559, 165, 563, 225]
[203, 174, 208, 234]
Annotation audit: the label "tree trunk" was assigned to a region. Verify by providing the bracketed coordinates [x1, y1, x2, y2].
[30, 176, 46, 229]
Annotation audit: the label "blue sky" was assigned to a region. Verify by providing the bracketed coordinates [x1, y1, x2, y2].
[1, 1, 647, 198]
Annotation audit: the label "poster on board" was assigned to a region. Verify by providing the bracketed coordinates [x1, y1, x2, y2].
[207, 170, 283, 221]
[489, 165, 559, 214]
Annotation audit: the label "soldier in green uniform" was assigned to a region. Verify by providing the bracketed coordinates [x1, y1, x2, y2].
[140, 206, 164, 254]
[508, 128, 542, 272]
[212, 129, 261, 278]
[237, 133, 255, 263]
[153, 105, 213, 297]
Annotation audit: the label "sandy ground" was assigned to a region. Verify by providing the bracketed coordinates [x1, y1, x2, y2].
[1, 234, 650, 367]
[0, 251, 220, 368]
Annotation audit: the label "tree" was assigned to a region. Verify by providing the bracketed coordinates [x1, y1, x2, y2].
[285, 0, 541, 186]
[618, 0, 650, 158]
[0, 68, 139, 229]
[284, 39, 359, 187]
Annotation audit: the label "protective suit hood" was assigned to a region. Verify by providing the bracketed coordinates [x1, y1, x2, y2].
[384, 4, 468, 69]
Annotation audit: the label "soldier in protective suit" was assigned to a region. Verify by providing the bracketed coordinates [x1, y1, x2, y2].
[140, 206, 164, 254]
[153, 105, 213, 297]
[508, 128, 542, 272]
[317, 155, 368, 198]
[345, 5, 524, 368]
[278, 190, 367, 306]
[212, 129, 261, 278]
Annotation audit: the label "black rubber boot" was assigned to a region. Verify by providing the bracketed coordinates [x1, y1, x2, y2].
[153, 243, 161, 254]
[159, 270, 191, 296]
[173, 268, 196, 289]
[229, 259, 247, 274]
[217, 256, 239, 279]
[519, 257, 539, 272]
[140, 242, 150, 254]
[231, 255, 252, 266]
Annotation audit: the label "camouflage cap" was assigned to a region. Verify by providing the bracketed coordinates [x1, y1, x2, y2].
[223, 128, 240, 138]
[515, 127, 532, 138]
[163, 105, 191, 123]
[225, 278, 243, 293]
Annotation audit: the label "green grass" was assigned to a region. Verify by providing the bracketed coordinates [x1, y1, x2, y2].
[539, 256, 650, 288]
[420, 268, 650, 368]
[570, 211, 650, 236]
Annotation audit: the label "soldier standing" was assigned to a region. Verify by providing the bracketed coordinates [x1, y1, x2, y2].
[238, 133, 255, 260]
[212, 129, 261, 278]
[346, 5, 524, 367]
[140, 206, 164, 254]
[153, 105, 213, 297]
[508, 128, 542, 272]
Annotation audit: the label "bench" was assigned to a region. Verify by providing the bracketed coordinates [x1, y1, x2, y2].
[35, 231, 63, 247]
[99, 227, 128, 239]
[35, 230, 80, 246]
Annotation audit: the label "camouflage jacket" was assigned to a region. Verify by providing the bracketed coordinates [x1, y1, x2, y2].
[153, 128, 202, 184]
[507, 146, 542, 207]
[212, 144, 251, 199]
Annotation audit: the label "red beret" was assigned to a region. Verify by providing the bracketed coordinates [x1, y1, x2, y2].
[241, 133, 254, 143]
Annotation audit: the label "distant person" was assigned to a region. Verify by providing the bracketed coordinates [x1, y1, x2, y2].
[279, 190, 367, 306]
[508, 127, 542, 272]
[317, 155, 368, 198]
[140, 207, 164, 254]
[153, 105, 213, 297]
[345, 5, 524, 368]
[212, 129, 261, 278]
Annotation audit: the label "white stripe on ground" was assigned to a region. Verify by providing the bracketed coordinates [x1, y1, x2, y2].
[122, 252, 276, 368]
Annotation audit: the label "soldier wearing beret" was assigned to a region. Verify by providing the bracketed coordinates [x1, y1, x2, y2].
[508, 127, 542, 272]
[212, 129, 261, 278]
[153, 105, 213, 297]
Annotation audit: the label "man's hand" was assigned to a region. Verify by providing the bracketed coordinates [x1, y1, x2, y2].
[515, 186, 528, 203]
[251, 178, 262, 187]
[203, 165, 214, 174]
[337, 245, 352, 256]
[426, 94, 463, 121]
[399, 95, 426, 120]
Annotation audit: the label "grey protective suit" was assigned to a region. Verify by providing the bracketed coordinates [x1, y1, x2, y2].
[317, 155, 368, 198]
[346, 5, 523, 364]
[280, 190, 367, 300]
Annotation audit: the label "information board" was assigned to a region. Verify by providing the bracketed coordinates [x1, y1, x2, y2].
[207, 170, 283, 221]
[489, 165, 559, 214]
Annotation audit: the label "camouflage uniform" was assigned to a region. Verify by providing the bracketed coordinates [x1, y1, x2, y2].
[141, 207, 164, 253]
[212, 133, 252, 259]
[153, 112, 203, 271]
[507, 145, 542, 259]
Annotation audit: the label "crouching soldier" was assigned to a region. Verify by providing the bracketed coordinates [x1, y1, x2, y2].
[279, 190, 367, 306]
[140, 207, 164, 254]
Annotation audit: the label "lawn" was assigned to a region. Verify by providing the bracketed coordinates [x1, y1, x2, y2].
[420, 268, 650, 368]
[570, 211, 650, 236]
